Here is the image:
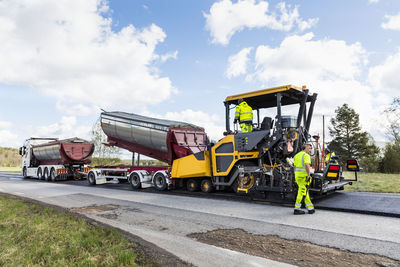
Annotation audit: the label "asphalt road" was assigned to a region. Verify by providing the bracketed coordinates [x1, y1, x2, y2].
[1, 172, 400, 266]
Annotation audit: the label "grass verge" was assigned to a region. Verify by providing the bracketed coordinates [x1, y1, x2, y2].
[0, 167, 21, 173]
[344, 172, 400, 193]
[0, 194, 156, 266]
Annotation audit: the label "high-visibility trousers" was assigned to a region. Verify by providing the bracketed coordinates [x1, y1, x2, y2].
[294, 175, 314, 210]
[240, 123, 253, 133]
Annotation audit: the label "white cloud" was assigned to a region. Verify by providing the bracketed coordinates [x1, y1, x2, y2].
[226, 47, 253, 78]
[368, 48, 400, 101]
[0, 121, 19, 147]
[251, 33, 367, 83]
[0, 0, 177, 116]
[204, 0, 318, 45]
[160, 50, 178, 62]
[381, 12, 400, 30]
[25, 116, 92, 142]
[236, 32, 390, 140]
[368, 0, 379, 3]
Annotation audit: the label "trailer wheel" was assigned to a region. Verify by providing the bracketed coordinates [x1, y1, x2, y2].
[50, 168, 56, 182]
[22, 167, 27, 179]
[129, 173, 141, 190]
[201, 179, 214, 193]
[37, 168, 43, 180]
[187, 179, 199, 192]
[88, 172, 96, 186]
[44, 168, 50, 181]
[153, 173, 167, 191]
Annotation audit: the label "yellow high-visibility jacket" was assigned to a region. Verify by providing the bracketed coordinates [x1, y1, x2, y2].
[325, 152, 336, 165]
[235, 101, 253, 123]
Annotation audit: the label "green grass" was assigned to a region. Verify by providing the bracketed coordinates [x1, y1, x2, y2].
[0, 194, 155, 266]
[0, 167, 21, 173]
[344, 172, 400, 193]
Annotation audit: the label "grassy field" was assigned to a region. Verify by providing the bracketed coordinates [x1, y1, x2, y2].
[344, 172, 400, 193]
[0, 167, 21, 173]
[0, 194, 155, 266]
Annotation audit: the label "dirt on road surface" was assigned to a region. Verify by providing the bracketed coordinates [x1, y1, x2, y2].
[189, 229, 400, 267]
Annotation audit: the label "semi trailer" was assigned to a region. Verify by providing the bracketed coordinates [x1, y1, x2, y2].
[19, 137, 94, 181]
[85, 112, 208, 189]
[90, 85, 359, 199]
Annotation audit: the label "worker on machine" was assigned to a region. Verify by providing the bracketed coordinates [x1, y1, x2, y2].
[234, 98, 253, 133]
[324, 147, 336, 167]
[293, 142, 315, 215]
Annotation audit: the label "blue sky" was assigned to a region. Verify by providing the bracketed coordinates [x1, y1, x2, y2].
[0, 0, 399, 154]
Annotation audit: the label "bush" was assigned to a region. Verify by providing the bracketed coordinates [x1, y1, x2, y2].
[382, 141, 400, 173]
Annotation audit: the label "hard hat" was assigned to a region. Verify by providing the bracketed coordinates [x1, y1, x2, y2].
[305, 142, 312, 146]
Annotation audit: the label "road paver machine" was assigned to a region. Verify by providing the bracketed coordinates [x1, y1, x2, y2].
[171, 85, 359, 198]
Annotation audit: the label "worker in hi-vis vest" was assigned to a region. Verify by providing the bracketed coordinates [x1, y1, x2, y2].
[293, 142, 315, 215]
[234, 99, 253, 133]
[324, 147, 336, 166]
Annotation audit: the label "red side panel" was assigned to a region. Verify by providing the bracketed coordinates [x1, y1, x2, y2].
[62, 143, 94, 162]
[168, 128, 208, 163]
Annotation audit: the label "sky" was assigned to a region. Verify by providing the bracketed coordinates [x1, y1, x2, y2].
[0, 0, 400, 157]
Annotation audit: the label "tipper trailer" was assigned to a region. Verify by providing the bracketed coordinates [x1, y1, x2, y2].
[19, 137, 94, 181]
[91, 85, 359, 199]
[86, 112, 208, 188]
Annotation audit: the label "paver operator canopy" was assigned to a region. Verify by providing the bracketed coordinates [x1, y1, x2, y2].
[224, 84, 317, 138]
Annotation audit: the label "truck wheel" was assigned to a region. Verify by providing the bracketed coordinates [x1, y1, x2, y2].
[129, 173, 142, 190]
[22, 167, 27, 179]
[44, 168, 50, 181]
[153, 173, 167, 191]
[187, 179, 199, 192]
[50, 168, 56, 182]
[37, 168, 43, 180]
[88, 172, 96, 186]
[201, 179, 214, 193]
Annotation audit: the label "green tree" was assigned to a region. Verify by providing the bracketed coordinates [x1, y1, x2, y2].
[382, 142, 400, 173]
[384, 97, 400, 143]
[381, 97, 400, 173]
[91, 119, 121, 166]
[329, 104, 380, 169]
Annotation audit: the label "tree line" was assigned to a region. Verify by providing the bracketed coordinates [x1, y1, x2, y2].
[328, 98, 400, 173]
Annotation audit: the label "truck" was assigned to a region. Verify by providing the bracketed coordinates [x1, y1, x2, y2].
[91, 85, 359, 199]
[19, 137, 94, 181]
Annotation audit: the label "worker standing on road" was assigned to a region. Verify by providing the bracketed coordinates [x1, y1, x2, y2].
[234, 98, 253, 133]
[293, 142, 315, 215]
[324, 147, 336, 166]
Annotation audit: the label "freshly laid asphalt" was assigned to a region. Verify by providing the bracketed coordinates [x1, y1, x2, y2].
[315, 191, 400, 217]
[0, 172, 400, 266]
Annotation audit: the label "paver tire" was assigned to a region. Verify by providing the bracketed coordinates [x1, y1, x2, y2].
[187, 179, 199, 192]
[201, 179, 214, 193]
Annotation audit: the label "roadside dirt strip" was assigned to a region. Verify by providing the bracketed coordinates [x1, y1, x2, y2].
[0, 175, 400, 267]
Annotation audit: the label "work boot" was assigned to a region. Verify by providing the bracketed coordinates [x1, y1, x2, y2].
[308, 209, 315, 214]
[294, 209, 305, 215]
